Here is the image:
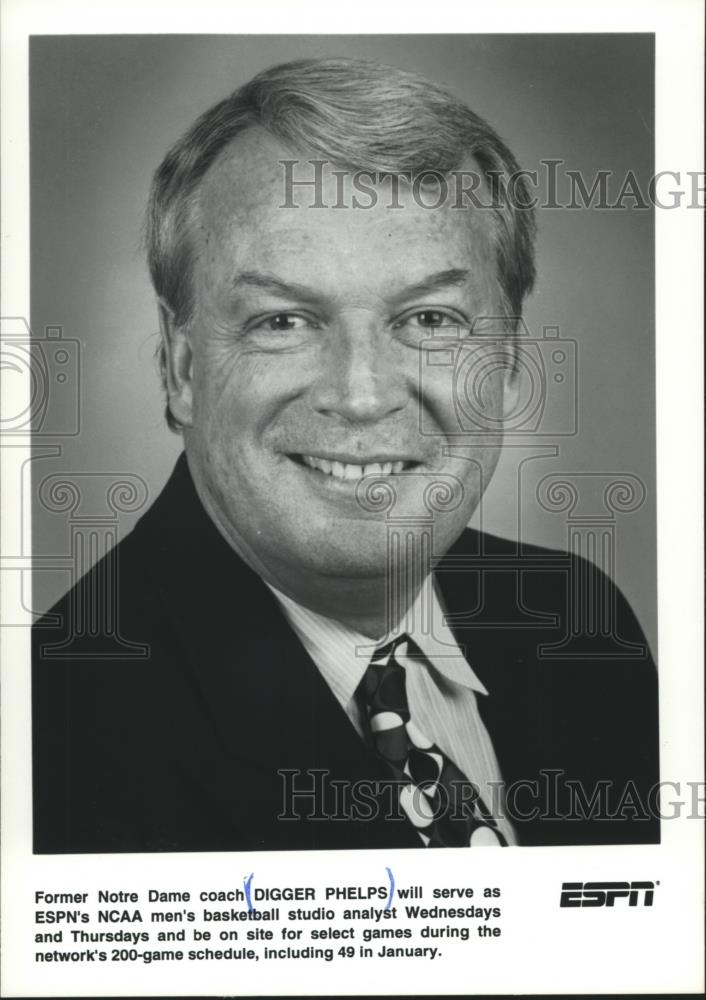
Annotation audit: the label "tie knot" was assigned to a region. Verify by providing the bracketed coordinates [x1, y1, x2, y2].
[371, 632, 427, 666]
[370, 633, 410, 665]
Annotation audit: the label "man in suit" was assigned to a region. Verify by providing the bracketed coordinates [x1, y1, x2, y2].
[33, 57, 659, 853]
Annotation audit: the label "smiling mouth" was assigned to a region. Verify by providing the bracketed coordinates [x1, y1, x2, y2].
[289, 454, 420, 481]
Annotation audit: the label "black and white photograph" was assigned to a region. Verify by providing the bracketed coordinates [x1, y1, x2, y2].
[30, 33, 664, 856]
[1, 3, 703, 997]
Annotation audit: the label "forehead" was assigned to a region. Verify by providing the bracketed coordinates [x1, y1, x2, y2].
[193, 127, 498, 297]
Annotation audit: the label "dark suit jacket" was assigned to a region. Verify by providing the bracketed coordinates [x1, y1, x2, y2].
[33, 454, 659, 852]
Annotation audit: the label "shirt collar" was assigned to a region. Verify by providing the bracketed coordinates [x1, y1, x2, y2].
[267, 575, 488, 710]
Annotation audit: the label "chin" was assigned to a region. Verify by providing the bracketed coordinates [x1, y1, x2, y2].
[315, 556, 390, 580]
[295, 542, 391, 580]
[292, 519, 455, 581]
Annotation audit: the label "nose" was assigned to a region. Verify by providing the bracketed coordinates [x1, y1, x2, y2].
[310, 313, 408, 424]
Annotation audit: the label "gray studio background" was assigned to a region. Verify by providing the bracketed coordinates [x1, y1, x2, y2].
[30, 34, 657, 652]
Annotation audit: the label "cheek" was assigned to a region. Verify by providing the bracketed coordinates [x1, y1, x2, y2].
[190, 343, 258, 428]
[423, 351, 507, 436]
[461, 348, 506, 403]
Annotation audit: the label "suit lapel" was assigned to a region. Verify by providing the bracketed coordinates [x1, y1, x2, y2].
[137, 455, 418, 849]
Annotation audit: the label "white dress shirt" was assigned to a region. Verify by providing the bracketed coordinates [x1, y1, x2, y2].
[268, 576, 516, 846]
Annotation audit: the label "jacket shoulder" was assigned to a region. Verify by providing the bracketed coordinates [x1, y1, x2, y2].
[443, 526, 654, 659]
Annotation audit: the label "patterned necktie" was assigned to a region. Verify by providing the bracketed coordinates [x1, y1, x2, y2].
[357, 634, 507, 847]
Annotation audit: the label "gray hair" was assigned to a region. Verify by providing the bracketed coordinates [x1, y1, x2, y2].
[146, 57, 536, 430]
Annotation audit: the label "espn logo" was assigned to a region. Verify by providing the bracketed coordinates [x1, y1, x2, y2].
[560, 882, 655, 907]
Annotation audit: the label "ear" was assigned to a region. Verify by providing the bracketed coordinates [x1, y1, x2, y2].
[158, 299, 194, 428]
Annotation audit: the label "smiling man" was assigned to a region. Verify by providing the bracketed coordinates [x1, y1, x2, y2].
[32, 58, 659, 852]
[161, 123, 513, 639]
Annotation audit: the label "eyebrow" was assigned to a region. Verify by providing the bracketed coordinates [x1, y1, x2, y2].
[230, 267, 472, 302]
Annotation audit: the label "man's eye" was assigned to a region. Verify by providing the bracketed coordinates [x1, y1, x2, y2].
[395, 309, 466, 333]
[260, 313, 306, 331]
[410, 310, 454, 327]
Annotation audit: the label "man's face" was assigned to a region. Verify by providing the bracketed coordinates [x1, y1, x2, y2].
[164, 129, 518, 586]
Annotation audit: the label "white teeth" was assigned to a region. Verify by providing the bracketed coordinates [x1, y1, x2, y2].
[302, 455, 331, 474]
[299, 456, 411, 480]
